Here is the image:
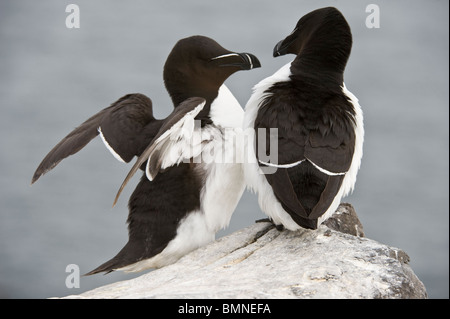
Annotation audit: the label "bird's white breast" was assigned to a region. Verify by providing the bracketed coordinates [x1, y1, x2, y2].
[200, 84, 246, 232]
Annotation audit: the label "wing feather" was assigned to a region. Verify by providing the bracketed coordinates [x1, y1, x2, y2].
[113, 97, 206, 206]
[31, 94, 156, 184]
[254, 92, 355, 223]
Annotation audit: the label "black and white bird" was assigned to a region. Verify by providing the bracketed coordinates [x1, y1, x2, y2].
[244, 7, 364, 230]
[32, 35, 261, 274]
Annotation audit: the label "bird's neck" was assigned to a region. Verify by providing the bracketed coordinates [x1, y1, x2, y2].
[166, 79, 219, 107]
[290, 26, 351, 87]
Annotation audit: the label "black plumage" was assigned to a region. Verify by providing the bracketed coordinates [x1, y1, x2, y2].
[246, 7, 363, 230]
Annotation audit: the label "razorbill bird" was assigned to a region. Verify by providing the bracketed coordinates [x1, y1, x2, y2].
[244, 7, 364, 230]
[31, 35, 261, 274]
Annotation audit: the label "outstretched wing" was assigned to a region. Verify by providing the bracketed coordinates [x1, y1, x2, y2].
[31, 93, 157, 184]
[113, 97, 206, 206]
[97, 94, 157, 163]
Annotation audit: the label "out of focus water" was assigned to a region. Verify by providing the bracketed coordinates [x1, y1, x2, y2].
[0, 0, 448, 298]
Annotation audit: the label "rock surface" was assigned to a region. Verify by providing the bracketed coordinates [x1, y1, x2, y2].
[59, 204, 427, 299]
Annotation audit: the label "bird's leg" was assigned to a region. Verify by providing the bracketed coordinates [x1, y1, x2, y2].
[255, 217, 285, 231]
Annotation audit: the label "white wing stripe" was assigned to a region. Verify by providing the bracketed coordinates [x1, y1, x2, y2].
[258, 158, 347, 176]
[308, 159, 347, 176]
[98, 127, 126, 163]
[258, 159, 305, 168]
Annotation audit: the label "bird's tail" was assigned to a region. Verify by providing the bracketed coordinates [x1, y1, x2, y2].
[84, 240, 150, 276]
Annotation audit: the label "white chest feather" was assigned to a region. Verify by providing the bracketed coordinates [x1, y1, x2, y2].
[210, 85, 244, 128]
[200, 84, 246, 232]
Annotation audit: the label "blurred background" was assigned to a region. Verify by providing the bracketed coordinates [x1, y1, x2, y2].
[0, 0, 448, 298]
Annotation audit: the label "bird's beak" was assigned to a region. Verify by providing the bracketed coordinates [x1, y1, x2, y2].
[211, 52, 261, 70]
[273, 38, 294, 57]
[273, 39, 287, 57]
[273, 28, 298, 57]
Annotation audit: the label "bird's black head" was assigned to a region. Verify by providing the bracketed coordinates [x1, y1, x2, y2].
[164, 35, 261, 106]
[273, 7, 352, 76]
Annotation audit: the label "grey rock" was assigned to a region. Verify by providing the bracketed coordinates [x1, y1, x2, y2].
[59, 204, 427, 299]
[323, 202, 365, 237]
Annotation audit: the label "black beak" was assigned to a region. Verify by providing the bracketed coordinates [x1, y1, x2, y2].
[212, 52, 261, 70]
[273, 39, 291, 57]
[237, 53, 261, 70]
[273, 27, 298, 58]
